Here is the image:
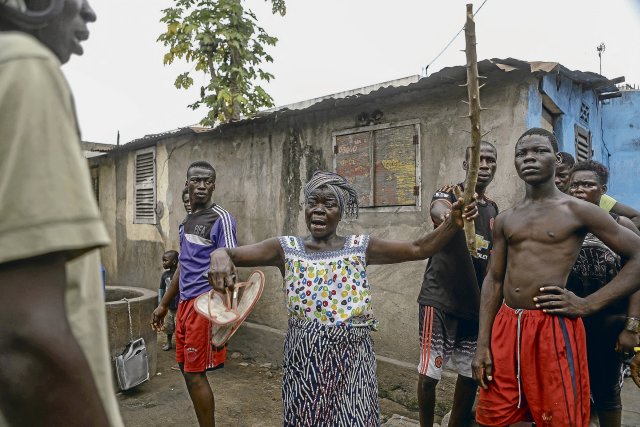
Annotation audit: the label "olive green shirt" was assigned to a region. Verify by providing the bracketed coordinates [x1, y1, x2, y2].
[0, 32, 123, 427]
[599, 193, 617, 212]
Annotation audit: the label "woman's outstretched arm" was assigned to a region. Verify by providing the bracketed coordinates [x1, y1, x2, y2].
[208, 238, 284, 291]
[367, 198, 476, 265]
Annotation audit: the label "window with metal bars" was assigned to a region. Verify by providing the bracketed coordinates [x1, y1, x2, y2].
[579, 102, 590, 124]
[574, 125, 592, 162]
[332, 120, 421, 210]
[134, 148, 156, 224]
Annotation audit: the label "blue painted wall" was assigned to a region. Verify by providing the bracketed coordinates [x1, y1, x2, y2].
[526, 84, 542, 130]
[535, 74, 604, 160]
[525, 74, 640, 208]
[601, 90, 640, 207]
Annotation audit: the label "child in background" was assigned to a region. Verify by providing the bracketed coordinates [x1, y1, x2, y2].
[182, 186, 191, 214]
[159, 250, 179, 351]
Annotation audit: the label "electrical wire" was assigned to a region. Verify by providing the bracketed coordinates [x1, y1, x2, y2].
[424, 0, 490, 76]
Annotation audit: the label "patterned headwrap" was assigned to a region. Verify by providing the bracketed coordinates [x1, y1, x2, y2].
[303, 171, 359, 219]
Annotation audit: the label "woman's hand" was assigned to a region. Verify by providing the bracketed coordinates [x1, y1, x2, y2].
[447, 197, 478, 228]
[208, 248, 237, 292]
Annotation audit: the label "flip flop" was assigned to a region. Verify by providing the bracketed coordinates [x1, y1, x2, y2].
[210, 323, 234, 349]
[210, 270, 265, 347]
[194, 286, 239, 326]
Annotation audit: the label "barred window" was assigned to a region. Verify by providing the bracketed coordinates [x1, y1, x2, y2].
[579, 102, 590, 124]
[134, 148, 156, 224]
[333, 120, 421, 211]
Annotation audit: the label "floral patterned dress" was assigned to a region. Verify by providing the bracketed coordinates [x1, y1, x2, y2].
[278, 235, 380, 427]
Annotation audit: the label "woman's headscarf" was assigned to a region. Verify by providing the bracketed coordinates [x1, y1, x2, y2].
[303, 171, 359, 219]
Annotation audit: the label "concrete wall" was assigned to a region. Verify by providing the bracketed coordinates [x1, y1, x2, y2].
[93, 155, 118, 283]
[91, 146, 176, 289]
[96, 72, 536, 369]
[601, 90, 640, 206]
[105, 286, 158, 387]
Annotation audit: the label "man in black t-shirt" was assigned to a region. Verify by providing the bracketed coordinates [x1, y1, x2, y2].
[417, 141, 498, 427]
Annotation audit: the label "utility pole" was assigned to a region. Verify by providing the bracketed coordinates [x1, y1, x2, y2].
[597, 43, 606, 75]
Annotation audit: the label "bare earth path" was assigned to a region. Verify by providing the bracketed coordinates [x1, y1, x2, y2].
[119, 338, 640, 426]
[118, 344, 283, 426]
[118, 339, 420, 426]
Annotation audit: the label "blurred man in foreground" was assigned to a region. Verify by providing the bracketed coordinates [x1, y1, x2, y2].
[0, 1, 123, 425]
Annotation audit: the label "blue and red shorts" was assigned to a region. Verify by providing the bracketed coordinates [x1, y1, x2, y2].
[476, 303, 590, 427]
[175, 298, 226, 373]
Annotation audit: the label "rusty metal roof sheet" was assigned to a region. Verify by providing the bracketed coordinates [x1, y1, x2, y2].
[114, 58, 619, 151]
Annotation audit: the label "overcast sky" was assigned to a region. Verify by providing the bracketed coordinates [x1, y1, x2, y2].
[65, 0, 640, 144]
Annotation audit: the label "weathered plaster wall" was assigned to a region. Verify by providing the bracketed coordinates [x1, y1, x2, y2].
[93, 156, 118, 284]
[89, 73, 543, 409]
[89, 68, 638, 406]
[98, 71, 537, 370]
[602, 90, 640, 206]
[105, 149, 167, 290]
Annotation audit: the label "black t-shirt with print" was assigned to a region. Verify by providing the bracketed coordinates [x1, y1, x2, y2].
[417, 184, 498, 320]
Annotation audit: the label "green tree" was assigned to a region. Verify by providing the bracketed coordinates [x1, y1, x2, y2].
[159, 0, 286, 125]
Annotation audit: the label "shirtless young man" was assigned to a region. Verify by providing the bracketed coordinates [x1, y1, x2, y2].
[471, 128, 640, 427]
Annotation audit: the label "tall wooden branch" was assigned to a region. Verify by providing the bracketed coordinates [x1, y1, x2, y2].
[460, 3, 482, 255]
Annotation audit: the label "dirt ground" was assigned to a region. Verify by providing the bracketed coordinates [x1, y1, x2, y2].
[118, 336, 640, 426]
[118, 336, 421, 427]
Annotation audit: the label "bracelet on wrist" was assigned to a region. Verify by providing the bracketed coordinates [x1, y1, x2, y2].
[635, 346, 640, 354]
[625, 317, 640, 333]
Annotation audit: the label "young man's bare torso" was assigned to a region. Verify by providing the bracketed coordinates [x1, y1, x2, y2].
[472, 128, 640, 427]
[500, 194, 586, 309]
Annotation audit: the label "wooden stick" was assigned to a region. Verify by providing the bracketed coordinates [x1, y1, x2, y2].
[460, 3, 482, 255]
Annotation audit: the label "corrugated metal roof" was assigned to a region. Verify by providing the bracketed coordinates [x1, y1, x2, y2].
[81, 141, 114, 152]
[111, 126, 201, 152]
[112, 58, 619, 152]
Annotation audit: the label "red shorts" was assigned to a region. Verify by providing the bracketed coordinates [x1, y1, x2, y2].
[476, 304, 590, 427]
[175, 298, 227, 373]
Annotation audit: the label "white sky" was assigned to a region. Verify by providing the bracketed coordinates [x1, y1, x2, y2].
[65, 0, 640, 144]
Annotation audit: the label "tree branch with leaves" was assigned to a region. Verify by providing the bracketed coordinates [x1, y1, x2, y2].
[158, 0, 285, 125]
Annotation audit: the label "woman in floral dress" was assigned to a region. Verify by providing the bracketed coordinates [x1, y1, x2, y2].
[210, 171, 475, 427]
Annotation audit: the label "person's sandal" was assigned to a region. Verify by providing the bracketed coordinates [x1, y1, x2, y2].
[194, 285, 240, 326]
[210, 270, 265, 347]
